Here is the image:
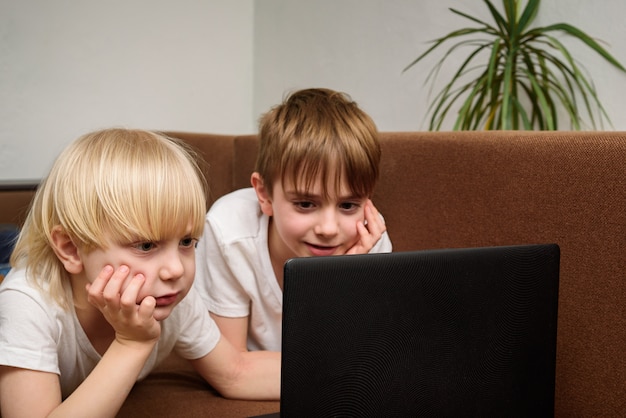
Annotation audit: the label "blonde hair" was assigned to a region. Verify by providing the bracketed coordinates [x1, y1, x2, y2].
[256, 88, 381, 199]
[10, 128, 208, 310]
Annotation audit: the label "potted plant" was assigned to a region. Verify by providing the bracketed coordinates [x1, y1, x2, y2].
[403, 0, 626, 130]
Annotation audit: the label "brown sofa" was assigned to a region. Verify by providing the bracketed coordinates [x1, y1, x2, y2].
[1, 131, 624, 417]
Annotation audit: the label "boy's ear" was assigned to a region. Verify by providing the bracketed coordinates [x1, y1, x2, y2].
[50, 226, 83, 274]
[251, 172, 274, 217]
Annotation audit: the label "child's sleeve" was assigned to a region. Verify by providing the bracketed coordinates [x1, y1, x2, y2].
[172, 287, 221, 360]
[193, 218, 251, 318]
[0, 274, 60, 374]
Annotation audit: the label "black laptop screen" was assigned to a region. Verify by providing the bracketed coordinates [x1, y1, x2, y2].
[279, 244, 560, 417]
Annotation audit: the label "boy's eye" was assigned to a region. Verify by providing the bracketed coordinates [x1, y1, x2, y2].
[135, 242, 156, 252]
[295, 201, 315, 210]
[339, 202, 360, 211]
[180, 237, 197, 248]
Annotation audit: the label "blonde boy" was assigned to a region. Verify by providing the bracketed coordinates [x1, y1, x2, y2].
[0, 129, 280, 417]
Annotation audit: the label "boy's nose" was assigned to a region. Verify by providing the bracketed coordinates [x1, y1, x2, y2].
[314, 209, 339, 237]
[159, 249, 185, 280]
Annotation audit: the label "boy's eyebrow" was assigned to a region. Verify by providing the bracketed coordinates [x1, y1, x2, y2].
[284, 189, 362, 201]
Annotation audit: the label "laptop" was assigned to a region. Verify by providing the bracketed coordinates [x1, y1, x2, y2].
[262, 243, 560, 417]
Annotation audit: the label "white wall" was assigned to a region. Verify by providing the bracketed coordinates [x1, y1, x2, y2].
[253, 0, 626, 132]
[0, 0, 254, 180]
[2, 0, 625, 180]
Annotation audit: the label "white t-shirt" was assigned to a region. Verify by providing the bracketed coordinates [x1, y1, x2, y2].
[194, 187, 393, 351]
[0, 268, 221, 399]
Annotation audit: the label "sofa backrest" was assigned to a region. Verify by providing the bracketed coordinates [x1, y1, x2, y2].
[0, 189, 38, 225]
[164, 132, 238, 208]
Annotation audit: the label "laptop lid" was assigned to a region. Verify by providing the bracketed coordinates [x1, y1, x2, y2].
[279, 244, 560, 417]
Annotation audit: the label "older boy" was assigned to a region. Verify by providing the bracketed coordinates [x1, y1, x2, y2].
[194, 88, 392, 352]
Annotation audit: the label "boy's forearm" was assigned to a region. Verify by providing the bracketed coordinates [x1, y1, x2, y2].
[193, 342, 281, 401]
[234, 350, 281, 400]
[49, 339, 156, 418]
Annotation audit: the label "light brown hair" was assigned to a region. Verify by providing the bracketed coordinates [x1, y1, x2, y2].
[255, 88, 381, 199]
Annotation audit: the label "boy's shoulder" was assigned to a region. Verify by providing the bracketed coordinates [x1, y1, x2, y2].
[0, 268, 68, 340]
[0, 268, 49, 304]
[207, 187, 265, 240]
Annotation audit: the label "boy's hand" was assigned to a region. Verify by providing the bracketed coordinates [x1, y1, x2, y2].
[86, 265, 161, 346]
[346, 200, 387, 255]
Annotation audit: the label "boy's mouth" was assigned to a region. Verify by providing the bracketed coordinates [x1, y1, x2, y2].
[154, 292, 179, 307]
[306, 243, 339, 257]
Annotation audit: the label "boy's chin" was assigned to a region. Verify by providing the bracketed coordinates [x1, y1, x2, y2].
[152, 307, 174, 322]
[151, 300, 180, 321]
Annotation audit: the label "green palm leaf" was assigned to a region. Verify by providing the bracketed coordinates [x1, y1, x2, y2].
[403, 0, 626, 130]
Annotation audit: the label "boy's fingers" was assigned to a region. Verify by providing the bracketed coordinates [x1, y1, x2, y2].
[87, 265, 114, 295]
[137, 296, 157, 319]
[367, 199, 378, 214]
[119, 274, 145, 312]
[347, 221, 374, 255]
[356, 220, 369, 238]
[86, 265, 115, 306]
[364, 201, 386, 236]
[102, 265, 130, 301]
